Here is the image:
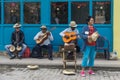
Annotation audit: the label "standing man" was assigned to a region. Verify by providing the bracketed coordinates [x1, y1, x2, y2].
[5, 23, 27, 59]
[59, 21, 80, 53]
[33, 25, 54, 60]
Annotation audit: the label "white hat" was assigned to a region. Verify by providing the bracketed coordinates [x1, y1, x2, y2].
[69, 21, 77, 27]
[27, 65, 39, 70]
[40, 25, 47, 29]
[13, 23, 21, 28]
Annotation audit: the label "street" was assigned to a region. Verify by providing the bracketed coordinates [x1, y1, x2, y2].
[0, 66, 120, 80]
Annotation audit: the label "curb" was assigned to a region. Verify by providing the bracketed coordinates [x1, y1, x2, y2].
[0, 64, 120, 71]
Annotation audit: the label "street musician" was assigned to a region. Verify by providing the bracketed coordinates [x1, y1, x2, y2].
[59, 21, 80, 53]
[5, 23, 27, 59]
[33, 25, 54, 60]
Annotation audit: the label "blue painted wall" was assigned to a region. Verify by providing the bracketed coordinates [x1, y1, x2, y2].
[0, 0, 113, 52]
[0, 25, 113, 52]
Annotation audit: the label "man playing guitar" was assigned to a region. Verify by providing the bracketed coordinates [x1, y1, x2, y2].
[59, 21, 80, 53]
[34, 25, 54, 60]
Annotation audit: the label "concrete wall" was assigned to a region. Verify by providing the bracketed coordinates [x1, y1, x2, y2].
[114, 0, 120, 58]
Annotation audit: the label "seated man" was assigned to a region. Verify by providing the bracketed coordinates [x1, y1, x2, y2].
[59, 21, 80, 59]
[59, 21, 80, 53]
[33, 25, 54, 60]
[5, 23, 27, 59]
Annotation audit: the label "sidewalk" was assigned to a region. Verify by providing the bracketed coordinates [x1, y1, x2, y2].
[0, 52, 120, 70]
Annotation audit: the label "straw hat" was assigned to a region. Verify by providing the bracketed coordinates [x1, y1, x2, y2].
[27, 65, 39, 70]
[40, 25, 47, 29]
[13, 23, 21, 28]
[63, 69, 76, 75]
[69, 21, 77, 27]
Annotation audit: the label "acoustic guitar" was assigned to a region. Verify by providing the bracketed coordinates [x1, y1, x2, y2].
[36, 27, 56, 44]
[62, 32, 77, 43]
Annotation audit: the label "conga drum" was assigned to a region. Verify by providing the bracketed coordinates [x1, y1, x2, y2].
[9, 45, 15, 52]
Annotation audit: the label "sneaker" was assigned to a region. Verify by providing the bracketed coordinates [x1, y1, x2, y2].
[80, 71, 85, 77]
[88, 70, 95, 75]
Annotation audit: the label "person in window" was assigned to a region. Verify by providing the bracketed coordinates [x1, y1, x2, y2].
[5, 23, 27, 59]
[10, 10, 18, 24]
[80, 16, 99, 77]
[33, 25, 54, 60]
[59, 21, 80, 59]
[51, 14, 59, 24]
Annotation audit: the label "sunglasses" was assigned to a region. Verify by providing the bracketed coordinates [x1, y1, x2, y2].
[41, 28, 47, 30]
[15, 27, 20, 29]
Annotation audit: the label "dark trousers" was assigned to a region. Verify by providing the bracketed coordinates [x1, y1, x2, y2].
[76, 45, 80, 53]
[37, 44, 53, 58]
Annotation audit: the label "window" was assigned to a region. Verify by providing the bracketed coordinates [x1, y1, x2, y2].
[4, 2, 20, 24]
[24, 2, 40, 24]
[3, 0, 20, 1]
[2, 0, 112, 25]
[71, 2, 89, 24]
[51, 2, 68, 24]
[93, 1, 111, 24]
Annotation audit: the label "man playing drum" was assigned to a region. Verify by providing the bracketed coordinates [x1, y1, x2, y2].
[5, 23, 27, 59]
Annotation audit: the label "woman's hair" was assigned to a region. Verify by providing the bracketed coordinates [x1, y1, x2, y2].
[86, 16, 93, 24]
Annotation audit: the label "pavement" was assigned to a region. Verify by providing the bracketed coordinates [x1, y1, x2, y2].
[1, 68, 120, 80]
[1, 52, 120, 80]
[0, 52, 120, 70]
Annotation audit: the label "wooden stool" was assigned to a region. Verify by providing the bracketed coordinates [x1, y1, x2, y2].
[62, 45, 77, 72]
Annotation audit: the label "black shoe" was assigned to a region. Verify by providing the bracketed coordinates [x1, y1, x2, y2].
[48, 57, 53, 60]
[10, 55, 16, 59]
[18, 56, 22, 59]
[37, 56, 43, 59]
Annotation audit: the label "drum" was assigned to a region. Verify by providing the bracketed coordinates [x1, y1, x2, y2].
[9, 45, 22, 52]
[88, 31, 99, 43]
[16, 46, 22, 51]
[91, 31, 99, 41]
[64, 43, 75, 50]
[9, 45, 15, 52]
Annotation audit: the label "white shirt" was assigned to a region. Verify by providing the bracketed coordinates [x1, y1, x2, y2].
[34, 31, 54, 46]
[59, 27, 80, 38]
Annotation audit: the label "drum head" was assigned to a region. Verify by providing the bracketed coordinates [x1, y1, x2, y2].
[10, 45, 15, 52]
[16, 46, 22, 51]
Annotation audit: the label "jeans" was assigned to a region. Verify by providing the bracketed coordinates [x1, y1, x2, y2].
[81, 46, 96, 67]
[5, 44, 27, 57]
